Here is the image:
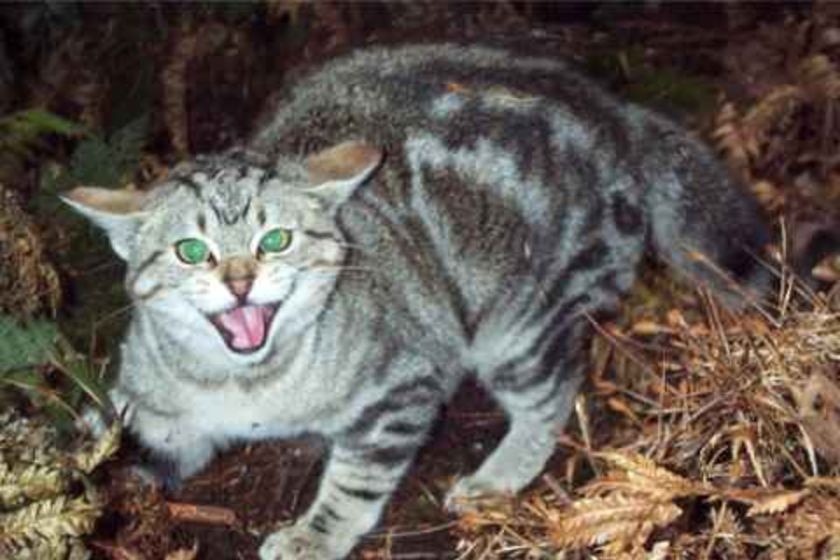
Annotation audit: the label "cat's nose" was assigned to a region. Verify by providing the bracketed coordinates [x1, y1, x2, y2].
[219, 256, 257, 303]
[227, 278, 253, 303]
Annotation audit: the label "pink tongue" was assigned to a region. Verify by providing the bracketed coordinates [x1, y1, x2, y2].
[217, 305, 269, 351]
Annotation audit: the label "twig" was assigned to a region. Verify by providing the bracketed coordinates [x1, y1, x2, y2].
[166, 501, 237, 525]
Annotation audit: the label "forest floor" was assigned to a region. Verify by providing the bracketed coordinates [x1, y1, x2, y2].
[1, 3, 839, 559]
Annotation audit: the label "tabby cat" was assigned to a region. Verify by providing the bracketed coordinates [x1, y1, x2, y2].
[64, 43, 770, 559]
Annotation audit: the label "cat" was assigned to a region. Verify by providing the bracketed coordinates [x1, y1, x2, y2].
[63, 43, 771, 559]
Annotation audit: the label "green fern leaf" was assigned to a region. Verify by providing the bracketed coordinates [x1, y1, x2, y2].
[69, 137, 121, 188]
[0, 110, 85, 184]
[14, 110, 86, 137]
[110, 114, 148, 176]
[67, 115, 147, 188]
[0, 316, 58, 373]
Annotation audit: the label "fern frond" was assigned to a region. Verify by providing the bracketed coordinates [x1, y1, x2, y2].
[549, 494, 682, 551]
[0, 110, 84, 153]
[111, 115, 148, 175]
[595, 452, 706, 499]
[0, 495, 100, 553]
[71, 420, 121, 474]
[68, 115, 148, 188]
[746, 489, 810, 517]
[0, 460, 68, 509]
[69, 136, 122, 188]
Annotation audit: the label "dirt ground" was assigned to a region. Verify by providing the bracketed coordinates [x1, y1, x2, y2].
[2, 2, 838, 559]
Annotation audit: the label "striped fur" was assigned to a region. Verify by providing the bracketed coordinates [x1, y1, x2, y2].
[65, 43, 770, 559]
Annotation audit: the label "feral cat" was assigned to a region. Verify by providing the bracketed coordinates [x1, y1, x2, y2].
[64, 44, 770, 559]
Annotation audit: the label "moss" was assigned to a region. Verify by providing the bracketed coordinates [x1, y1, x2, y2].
[584, 47, 718, 118]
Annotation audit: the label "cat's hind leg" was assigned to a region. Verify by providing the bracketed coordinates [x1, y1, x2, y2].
[445, 322, 587, 511]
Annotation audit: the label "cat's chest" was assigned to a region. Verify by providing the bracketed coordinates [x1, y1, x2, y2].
[179, 380, 329, 440]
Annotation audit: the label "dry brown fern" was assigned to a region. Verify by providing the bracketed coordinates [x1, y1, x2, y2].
[549, 493, 681, 555]
[0, 184, 61, 317]
[715, 51, 840, 219]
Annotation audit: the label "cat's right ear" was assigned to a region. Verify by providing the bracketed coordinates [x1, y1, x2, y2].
[61, 187, 148, 260]
[305, 141, 383, 210]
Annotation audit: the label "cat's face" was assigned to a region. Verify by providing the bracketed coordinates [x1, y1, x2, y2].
[63, 142, 382, 365]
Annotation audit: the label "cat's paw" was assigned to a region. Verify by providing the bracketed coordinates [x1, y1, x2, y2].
[444, 476, 512, 514]
[77, 405, 111, 437]
[259, 524, 334, 560]
[129, 458, 183, 493]
[77, 389, 134, 437]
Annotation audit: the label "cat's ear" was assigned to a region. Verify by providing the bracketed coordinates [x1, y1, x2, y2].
[61, 187, 148, 260]
[305, 141, 383, 207]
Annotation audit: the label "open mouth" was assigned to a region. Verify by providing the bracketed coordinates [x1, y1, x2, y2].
[209, 303, 280, 354]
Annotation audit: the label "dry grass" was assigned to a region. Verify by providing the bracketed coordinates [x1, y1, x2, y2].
[450, 276, 840, 559]
[449, 19, 840, 554]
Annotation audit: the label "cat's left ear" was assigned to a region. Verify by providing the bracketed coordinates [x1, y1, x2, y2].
[305, 141, 383, 208]
[60, 187, 148, 260]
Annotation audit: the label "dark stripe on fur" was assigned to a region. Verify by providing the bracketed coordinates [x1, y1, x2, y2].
[322, 505, 343, 521]
[239, 196, 252, 221]
[208, 200, 224, 225]
[334, 483, 383, 502]
[383, 419, 428, 436]
[491, 297, 590, 390]
[178, 177, 204, 199]
[128, 250, 164, 293]
[310, 516, 329, 533]
[258, 169, 277, 192]
[541, 238, 609, 306]
[611, 193, 643, 235]
[303, 229, 338, 241]
[343, 377, 440, 439]
[366, 444, 417, 468]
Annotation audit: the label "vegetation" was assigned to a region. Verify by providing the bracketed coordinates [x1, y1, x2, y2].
[0, 2, 837, 558]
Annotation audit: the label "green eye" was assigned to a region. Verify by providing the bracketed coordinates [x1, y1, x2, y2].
[175, 238, 210, 264]
[259, 228, 293, 254]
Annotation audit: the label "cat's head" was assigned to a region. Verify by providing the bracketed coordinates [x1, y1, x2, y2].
[62, 141, 382, 365]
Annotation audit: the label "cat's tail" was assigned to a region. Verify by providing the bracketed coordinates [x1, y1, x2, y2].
[644, 125, 773, 311]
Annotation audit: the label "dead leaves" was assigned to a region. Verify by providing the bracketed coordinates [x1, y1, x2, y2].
[0, 414, 120, 557]
[716, 53, 840, 188]
[792, 371, 840, 464]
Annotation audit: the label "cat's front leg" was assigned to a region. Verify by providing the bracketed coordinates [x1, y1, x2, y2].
[129, 406, 215, 488]
[259, 437, 423, 560]
[260, 374, 444, 560]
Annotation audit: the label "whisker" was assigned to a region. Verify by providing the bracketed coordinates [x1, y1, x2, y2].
[92, 302, 136, 327]
[75, 258, 123, 276]
[307, 266, 374, 273]
[300, 272, 344, 277]
[336, 242, 369, 251]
